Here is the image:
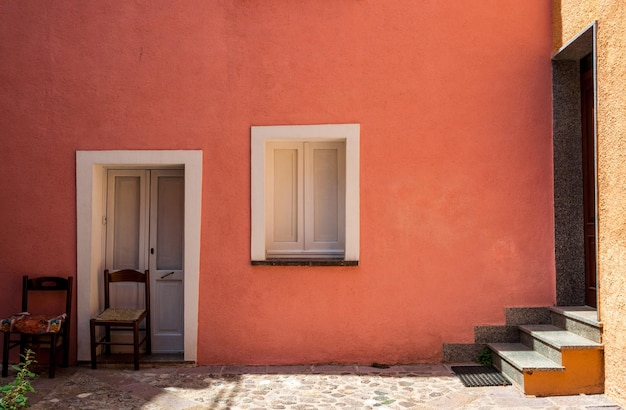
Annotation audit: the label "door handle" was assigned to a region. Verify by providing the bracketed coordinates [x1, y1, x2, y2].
[160, 271, 175, 279]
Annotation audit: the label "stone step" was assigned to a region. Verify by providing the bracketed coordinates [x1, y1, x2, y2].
[442, 343, 485, 363]
[519, 324, 603, 364]
[489, 343, 564, 372]
[505, 307, 551, 326]
[444, 306, 604, 396]
[489, 338, 604, 397]
[478, 307, 604, 396]
[549, 306, 602, 343]
[474, 325, 520, 343]
[489, 342, 563, 391]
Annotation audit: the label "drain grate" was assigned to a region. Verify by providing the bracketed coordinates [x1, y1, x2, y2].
[451, 365, 511, 387]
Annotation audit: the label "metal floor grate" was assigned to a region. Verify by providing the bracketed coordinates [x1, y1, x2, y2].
[451, 365, 511, 387]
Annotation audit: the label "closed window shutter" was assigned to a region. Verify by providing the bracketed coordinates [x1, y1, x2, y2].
[305, 142, 345, 253]
[266, 142, 304, 253]
[265, 141, 345, 258]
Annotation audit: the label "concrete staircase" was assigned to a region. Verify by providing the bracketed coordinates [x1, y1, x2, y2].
[489, 306, 604, 396]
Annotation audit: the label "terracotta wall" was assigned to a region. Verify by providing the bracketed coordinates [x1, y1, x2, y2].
[0, 1, 554, 365]
[553, 0, 626, 406]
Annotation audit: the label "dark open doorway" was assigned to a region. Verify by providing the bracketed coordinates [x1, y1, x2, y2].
[552, 23, 597, 308]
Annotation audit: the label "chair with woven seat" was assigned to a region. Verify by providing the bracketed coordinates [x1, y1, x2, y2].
[90, 269, 151, 370]
[1, 275, 73, 378]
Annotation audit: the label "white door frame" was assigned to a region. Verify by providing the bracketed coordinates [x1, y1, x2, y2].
[76, 150, 202, 362]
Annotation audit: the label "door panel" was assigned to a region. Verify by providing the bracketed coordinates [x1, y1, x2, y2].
[105, 170, 149, 352]
[150, 170, 184, 353]
[105, 169, 184, 354]
[154, 281, 184, 332]
[155, 175, 184, 270]
[107, 171, 148, 271]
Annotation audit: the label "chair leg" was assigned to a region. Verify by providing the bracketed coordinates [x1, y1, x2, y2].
[146, 316, 151, 355]
[89, 319, 97, 370]
[104, 326, 111, 355]
[133, 323, 140, 371]
[48, 334, 57, 378]
[61, 332, 70, 368]
[2, 332, 9, 378]
[19, 334, 27, 361]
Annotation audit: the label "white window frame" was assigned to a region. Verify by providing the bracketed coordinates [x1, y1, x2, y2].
[251, 124, 360, 262]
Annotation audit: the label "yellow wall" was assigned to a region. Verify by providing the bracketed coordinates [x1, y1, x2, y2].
[554, 1, 626, 406]
[552, 0, 597, 51]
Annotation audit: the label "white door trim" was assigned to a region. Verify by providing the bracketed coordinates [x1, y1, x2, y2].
[76, 150, 202, 362]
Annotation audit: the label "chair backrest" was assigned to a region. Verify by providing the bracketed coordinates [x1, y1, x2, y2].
[22, 275, 73, 333]
[103, 269, 150, 311]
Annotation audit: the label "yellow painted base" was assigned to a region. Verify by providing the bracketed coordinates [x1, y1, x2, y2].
[522, 349, 604, 396]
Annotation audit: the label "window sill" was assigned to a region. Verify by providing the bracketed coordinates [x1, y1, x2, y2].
[251, 259, 359, 267]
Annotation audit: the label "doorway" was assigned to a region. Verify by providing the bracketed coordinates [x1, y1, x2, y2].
[106, 169, 185, 352]
[76, 150, 202, 362]
[552, 23, 598, 309]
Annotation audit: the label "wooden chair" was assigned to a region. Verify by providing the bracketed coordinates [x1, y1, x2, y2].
[90, 269, 151, 370]
[1, 276, 73, 378]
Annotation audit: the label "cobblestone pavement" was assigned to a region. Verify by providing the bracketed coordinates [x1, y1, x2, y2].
[20, 364, 622, 409]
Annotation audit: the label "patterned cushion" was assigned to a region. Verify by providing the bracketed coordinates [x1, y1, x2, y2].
[0, 312, 66, 334]
[0, 312, 28, 332]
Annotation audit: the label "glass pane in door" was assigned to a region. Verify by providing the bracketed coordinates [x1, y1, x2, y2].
[113, 176, 141, 270]
[156, 176, 184, 270]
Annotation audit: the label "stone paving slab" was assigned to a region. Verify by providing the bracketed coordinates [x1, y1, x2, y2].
[8, 364, 622, 409]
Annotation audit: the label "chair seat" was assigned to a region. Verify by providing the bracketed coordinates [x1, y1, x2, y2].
[95, 308, 146, 323]
[1, 313, 66, 334]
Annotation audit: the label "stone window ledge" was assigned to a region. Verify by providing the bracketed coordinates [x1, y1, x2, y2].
[251, 260, 358, 267]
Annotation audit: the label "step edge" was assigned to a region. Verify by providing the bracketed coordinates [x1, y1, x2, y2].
[549, 306, 603, 328]
[488, 343, 565, 372]
[518, 325, 603, 350]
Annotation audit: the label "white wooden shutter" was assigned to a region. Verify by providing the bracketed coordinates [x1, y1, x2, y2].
[266, 142, 304, 255]
[305, 142, 345, 255]
[265, 141, 345, 258]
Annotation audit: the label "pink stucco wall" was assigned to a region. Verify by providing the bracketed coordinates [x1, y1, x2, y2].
[0, 1, 554, 365]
